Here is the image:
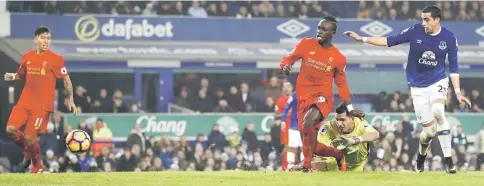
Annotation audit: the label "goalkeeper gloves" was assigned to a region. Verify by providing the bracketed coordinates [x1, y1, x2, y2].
[332, 136, 363, 154]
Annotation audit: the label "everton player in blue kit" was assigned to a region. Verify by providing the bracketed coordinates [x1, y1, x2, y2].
[281, 91, 303, 170]
[344, 5, 471, 174]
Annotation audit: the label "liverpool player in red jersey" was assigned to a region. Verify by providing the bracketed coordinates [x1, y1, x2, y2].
[280, 16, 354, 172]
[3, 26, 77, 173]
[274, 82, 293, 171]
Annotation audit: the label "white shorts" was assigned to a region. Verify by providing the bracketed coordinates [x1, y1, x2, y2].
[288, 129, 303, 148]
[410, 78, 449, 124]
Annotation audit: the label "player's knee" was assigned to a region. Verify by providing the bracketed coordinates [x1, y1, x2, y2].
[432, 103, 445, 121]
[422, 123, 436, 139]
[6, 126, 17, 136]
[419, 131, 432, 144]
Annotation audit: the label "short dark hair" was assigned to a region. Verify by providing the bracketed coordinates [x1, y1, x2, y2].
[323, 16, 338, 32]
[422, 5, 442, 19]
[34, 26, 50, 37]
[335, 102, 350, 116]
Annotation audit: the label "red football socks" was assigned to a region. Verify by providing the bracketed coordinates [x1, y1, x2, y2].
[281, 151, 288, 171]
[313, 143, 344, 161]
[27, 139, 43, 171]
[313, 143, 346, 172]
[302, 128, 316, 168]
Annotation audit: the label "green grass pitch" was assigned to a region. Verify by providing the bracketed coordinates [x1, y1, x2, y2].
[1, 171, 484, 186]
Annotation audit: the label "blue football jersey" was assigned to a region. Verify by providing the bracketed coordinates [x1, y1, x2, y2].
[281, 91, 299, 130]
[387, 24, 459, 87]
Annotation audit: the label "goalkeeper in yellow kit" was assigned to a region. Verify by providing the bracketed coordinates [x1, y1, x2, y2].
[313, 102, 380, 172]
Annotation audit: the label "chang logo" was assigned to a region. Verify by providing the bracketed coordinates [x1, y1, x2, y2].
[418, 51, 437, 66]
[75, 16, 101, 42]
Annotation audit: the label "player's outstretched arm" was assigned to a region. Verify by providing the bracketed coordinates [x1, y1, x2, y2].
[280, 39, 306, 75]
[63, 75, 78, 115]
[343, 31, 388, 46]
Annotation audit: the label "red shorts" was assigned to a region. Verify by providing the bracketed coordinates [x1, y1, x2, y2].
[280, 125, 289, 145]
[297, 93, 334, 130]
[7, 106, 52, 137]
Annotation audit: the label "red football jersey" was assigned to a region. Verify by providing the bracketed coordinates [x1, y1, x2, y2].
[16, 50, 68, 112]
[275, 95, 291, 124]
[280, 38, 350, 102]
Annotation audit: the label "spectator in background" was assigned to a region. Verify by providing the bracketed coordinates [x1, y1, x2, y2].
[214, 88, 226, 105]
[44, 0, 61, 14]
[259, 133, 273, 167]
[214, 99, 234, 113]
[226, 86, 243, 113]
[74, 86, 91, 113]
[228, 129, 241, 148]
[242, 121, 258, 153]
[372, 91, 388, 112]
[217, 2, 231, 16]
[188, 0, 208, 18]
[173, 1, 185, 16]
[40, 123, 58, 155]
[273, 4, 285, 17]
[357, 0, 371, 19]
[92, 119, 113, 157]
[452, 125, 469, 150]
[258, 97, 275, 113]
[258, 0, 275, 17]
[236, 6, 252, 18]
[176, 87, 192, 109]
[240, 82, 254, 112]
[476, 123, 484, 170]
[195, 89, 214, 113]
[129, 103, 142, 113]
[91, 2, 109, 14]
[206, 3, 218, 16]
[127, 123, 146, 152]
[111, 0, 131, 15]
[298, 4, 308, 19]
[142, 2, 156, 16]
[73, 1, 88, 13]
[97, 88, 110, 112]
[207, 124, 227, 151]
[107, 90, 128, 113]
[265, 76, 282, 102]
[117, 148, 137, 171]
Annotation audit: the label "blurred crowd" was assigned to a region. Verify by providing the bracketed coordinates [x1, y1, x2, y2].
[2, 112, 484, 173]
[7, 1, 484, 21]
[372, 88, 484, 113]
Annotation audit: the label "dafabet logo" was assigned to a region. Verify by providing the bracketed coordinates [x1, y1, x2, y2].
[74, 16, 174, 42]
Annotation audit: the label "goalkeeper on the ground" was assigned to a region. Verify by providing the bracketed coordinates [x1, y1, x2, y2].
[313, 102, 380, 172]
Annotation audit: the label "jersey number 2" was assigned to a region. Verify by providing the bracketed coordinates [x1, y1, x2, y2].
[438, 85, 447, 94]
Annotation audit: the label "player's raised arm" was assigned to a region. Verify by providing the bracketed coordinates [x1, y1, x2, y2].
[280, 39, 306, 75]
[334, 57, 354, 111]
[447, 35, 471, 107]
[344, 25, 415, 47]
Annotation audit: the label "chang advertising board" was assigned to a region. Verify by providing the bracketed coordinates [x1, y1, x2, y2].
[9, 13, 484, 45]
